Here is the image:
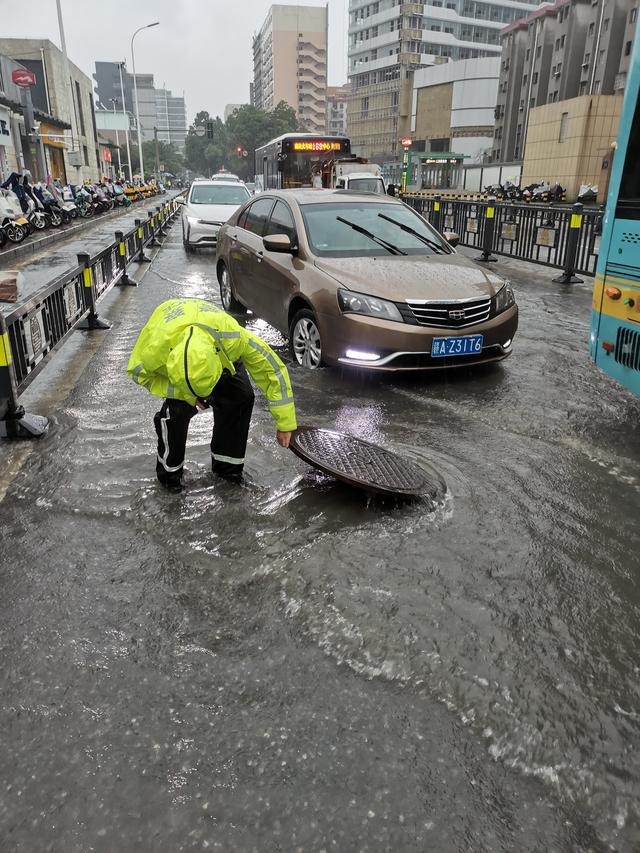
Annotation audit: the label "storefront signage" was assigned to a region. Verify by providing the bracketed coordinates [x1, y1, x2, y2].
[0, 107, 12, 147]
[536, 226, 557, 248]
[103, 148, 112, 162]
[292, 140, 343, 152]
[39, 123, 66, 149]
[11, 68, 36, 87]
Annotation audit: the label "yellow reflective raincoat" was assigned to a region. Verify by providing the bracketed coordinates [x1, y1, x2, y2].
[127, 299, 297, 432]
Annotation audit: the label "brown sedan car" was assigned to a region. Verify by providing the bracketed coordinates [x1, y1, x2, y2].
[215, 190, 518, 371]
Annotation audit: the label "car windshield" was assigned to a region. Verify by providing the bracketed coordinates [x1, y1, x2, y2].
[347, 178, 385, 194]
[190, 185, 249, 204]
[300, 201, 450, 257]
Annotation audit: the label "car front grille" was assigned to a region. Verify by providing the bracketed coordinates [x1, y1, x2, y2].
[399, 297, 492, 328]
[615, 326, 640, 371]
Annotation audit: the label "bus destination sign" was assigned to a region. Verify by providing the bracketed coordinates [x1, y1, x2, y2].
[293, 140, 343, 152]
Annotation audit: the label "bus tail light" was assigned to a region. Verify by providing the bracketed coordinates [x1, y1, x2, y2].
[606, 287, 622, 300]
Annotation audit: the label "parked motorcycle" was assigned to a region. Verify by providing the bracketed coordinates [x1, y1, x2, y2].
[0, 188, 28, 243]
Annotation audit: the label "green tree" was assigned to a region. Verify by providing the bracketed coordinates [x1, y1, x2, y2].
[184, 102, 303, 181]
[130, 141, 184, 177]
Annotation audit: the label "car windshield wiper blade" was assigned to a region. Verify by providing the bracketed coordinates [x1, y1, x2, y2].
[377, 212, 445, 253]
[336, 216, 407, 256]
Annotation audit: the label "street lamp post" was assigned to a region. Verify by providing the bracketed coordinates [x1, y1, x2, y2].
[110, 97, 122, 179]
[131, 21, 159, 181]
[118, 61, 133, 181]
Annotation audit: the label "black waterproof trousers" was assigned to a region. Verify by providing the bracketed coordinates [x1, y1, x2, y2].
[154, 363, 255, 485]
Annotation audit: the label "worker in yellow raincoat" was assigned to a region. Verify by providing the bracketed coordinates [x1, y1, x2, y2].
[128, 298, 297, 489]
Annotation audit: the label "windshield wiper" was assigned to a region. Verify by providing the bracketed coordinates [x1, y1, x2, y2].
[377, 212, 445, 253]
[336, 216, 407, 256]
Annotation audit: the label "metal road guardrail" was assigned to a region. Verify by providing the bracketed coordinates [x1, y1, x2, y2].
[403, 195, 602, 279]
[0, 198, 181, 438]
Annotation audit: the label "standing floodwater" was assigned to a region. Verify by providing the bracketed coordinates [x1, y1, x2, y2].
[1, 227, 639, 852]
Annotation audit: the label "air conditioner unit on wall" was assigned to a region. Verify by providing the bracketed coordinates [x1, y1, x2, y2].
[67, 150, 83, 166]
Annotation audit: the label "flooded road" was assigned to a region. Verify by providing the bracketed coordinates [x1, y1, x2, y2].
[1, 224, 639, 852]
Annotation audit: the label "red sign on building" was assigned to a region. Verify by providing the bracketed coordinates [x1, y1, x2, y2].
[401, 137, 412, 149]
[11, 68, 36, 88]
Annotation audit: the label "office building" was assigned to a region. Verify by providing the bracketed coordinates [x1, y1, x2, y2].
[155, 88, 187, 150]
[347, 0, 539, 162]
[224, 103, 245, 121]
[253, 4, 328, 134]
[94, 62, 187, 150]
[326, 84, 350, 135]
[492, 0, 638, 163]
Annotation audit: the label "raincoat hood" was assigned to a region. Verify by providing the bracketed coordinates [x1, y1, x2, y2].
[167, 326, 223, 400]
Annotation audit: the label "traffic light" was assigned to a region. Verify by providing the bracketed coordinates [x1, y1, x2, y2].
[206, 120, 214, 139]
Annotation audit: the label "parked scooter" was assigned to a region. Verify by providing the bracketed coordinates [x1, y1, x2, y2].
[0, 188, 28, 243]
[49, 180, 78, 219]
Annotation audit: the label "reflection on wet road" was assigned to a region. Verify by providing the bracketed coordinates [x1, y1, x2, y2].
[1, 225, 639, 852]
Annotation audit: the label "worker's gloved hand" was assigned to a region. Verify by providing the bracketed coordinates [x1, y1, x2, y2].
[277, 430, 292, 449]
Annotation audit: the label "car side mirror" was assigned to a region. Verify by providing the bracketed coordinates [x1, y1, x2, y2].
[176, 196, 186, 204]
[443, 231, 460, 247]
[263, 233, 293, 253]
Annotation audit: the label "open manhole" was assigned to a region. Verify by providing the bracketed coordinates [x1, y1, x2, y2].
[290, 426, 445, 499]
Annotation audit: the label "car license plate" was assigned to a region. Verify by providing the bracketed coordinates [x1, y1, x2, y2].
[431, 334, 483, 357]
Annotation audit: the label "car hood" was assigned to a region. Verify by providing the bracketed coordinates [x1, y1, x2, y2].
[186, 203, 242, 223]
[314, 253, 505, 301]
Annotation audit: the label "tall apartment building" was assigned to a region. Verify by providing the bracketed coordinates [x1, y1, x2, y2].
[252, 4, 328, 134]
[492, 0, 638, 162]
[347, 0, 539, 161]
[94, 62, 187, 149]
[326, 84, 350, 134]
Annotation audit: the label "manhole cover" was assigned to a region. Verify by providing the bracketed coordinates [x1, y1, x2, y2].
[290, 426, 444, 499]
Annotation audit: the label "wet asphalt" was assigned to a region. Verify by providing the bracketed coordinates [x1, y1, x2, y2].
[0, 221, 639, 852]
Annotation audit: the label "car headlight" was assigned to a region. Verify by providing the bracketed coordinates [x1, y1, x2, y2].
[338, 289, 403, 322]
[186, 215, 200, 225]
[494, 281, 515, 314]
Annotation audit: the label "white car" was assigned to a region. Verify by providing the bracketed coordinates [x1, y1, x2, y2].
[180, 180, 251, 251]
[210, 173, 241, 182]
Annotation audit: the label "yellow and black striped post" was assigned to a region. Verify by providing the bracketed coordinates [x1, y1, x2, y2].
[134, 218, 151, 263]
[76, 253, 111, 330]
[114, 230, 137, 287]
[475, 196, 498, 263]
[431, 195, 442, 233]
[156, 204, 168, 238]
[0, 313, 48, 438]
[147, 209, 162, 247]
[553, 202, 584, 284]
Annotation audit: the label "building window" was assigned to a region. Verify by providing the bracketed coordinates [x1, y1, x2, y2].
[603, 17, 609, 32]
[558, 111, 569, 142]
[83, 145, 89, 165]
[536, 45, 542, 58]
[625, 41, 632, 56]
[553, 91, 558, 102]
[561, 35, 565, 47]
[523, 74, 528, 86]
[556, 61, 562, 76]
[526, 48, 530, 60]
[583, 52, 591, 66]
[588, 22, 595, 36]
[533, 71, 538, 84]
[631, 7, 637, 23]
[555, 38, 560, 51]
[362, 96, 369, 117]
[579, 81, 587, 94]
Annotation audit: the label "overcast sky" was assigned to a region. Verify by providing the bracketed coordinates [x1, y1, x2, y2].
[2, 0, 348, 121]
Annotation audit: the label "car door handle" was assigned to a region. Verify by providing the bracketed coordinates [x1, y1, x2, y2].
[255, 250, 263, 263]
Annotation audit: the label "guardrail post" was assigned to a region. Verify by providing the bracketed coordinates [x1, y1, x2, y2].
[431, 194, 442, 233]
[114, 230, 137, 287]
[0, 313, 48, 438]
[475, 195, 498, 262]
[76, 252, 111, 330]
[156, 204, 168, 238]
[552, 202, 584, 284]
[135, 218, 151, 263]
[147, 209, 162, 247]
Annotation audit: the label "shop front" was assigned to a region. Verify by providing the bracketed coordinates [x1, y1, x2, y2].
[40, 122, 67, 182]
[0, 105, 18, 182]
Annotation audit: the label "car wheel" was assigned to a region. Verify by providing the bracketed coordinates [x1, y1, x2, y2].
[289, 309, 323, 369]
[182, 233, 192, 253]
[218, 263, 245, 313]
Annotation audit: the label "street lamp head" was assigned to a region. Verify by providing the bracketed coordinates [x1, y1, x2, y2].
[146, 21, 160, 28]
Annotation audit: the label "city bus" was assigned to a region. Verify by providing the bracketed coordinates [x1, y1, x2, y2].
[255, 133, 350, 190]
[590, 32, 640, 395]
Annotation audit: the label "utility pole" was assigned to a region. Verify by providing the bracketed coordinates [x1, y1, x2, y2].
[154, 125, 160, 178]
[118, 61, 133, 181]
[110, 97, 122, 178]
[55, 0, 80, 177]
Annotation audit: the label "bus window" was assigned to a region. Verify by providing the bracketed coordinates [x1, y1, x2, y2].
[619, 97, 640, 205]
